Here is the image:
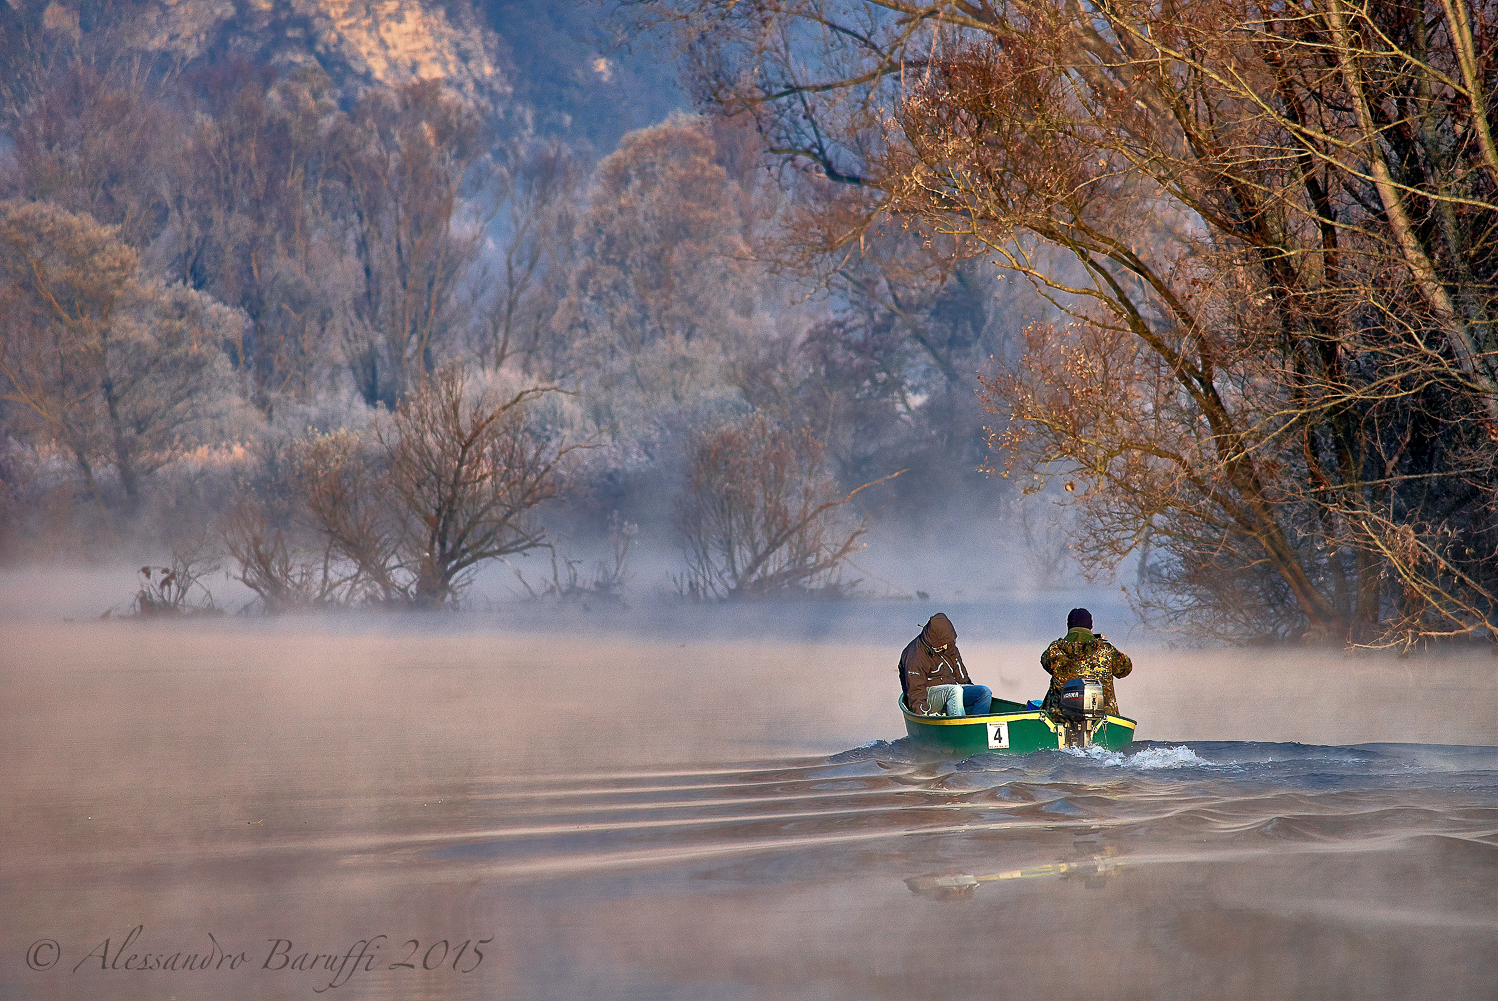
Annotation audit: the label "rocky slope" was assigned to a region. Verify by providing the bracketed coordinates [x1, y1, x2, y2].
[17, 0, 514, 108]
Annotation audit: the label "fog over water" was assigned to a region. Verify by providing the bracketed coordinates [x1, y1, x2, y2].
[3, 574, 1497, 1000]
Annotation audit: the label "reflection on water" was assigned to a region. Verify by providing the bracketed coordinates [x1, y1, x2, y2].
[3, 617, 1498, 1000]
[903, 841, 1125, 899]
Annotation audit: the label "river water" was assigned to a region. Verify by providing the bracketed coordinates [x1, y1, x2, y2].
[3, 603, 1497, 1000]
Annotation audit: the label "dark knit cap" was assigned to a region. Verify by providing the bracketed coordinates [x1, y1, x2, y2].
[1066, 607, 1093, 630]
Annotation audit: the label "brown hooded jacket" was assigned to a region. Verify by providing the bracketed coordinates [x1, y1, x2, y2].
[898, 613, 972, 714]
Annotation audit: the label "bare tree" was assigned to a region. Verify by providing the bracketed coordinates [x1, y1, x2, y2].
[222, 500, 353, 613]
[293, 428, 407, 604]
[291, 365, 571, 608]
[675, 413, 899, 599]
[3, 63, 178, 251]
[165, 60, 345, 412]
[470, 140, 584, 375]
[643, 0, 1498, 646]
[330, 81, 491, 410]
[381, 365, 571, 607]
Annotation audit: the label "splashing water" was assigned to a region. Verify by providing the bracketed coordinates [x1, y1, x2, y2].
[1065, 743, 1213, 769]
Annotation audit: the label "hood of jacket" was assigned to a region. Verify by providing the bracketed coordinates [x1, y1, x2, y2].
[922, 613, 957, 649]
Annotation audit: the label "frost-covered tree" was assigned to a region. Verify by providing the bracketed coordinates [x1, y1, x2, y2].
[331, 81, 491, 411]
[0, 200, 239, 513]
[554, 113, 761, 423]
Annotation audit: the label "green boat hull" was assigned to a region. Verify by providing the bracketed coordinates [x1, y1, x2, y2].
[901, 697, 1136, 757]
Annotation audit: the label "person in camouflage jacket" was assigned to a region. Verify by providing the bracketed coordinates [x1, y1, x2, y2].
[1040, 608, 1133, 715]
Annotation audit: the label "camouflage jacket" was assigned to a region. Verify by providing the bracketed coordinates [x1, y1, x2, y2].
[1040, 627, 1132, 715]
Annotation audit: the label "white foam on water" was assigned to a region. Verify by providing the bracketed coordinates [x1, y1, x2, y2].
[1065, 744, 1210, 769]
[1061, 745, 1125, 765]
[1126, 745, 1211, 769]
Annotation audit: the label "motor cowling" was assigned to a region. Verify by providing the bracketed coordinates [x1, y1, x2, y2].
[1058, 678, 1104, 720]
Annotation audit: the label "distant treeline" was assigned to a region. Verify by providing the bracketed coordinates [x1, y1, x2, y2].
[0, 37, 1028, 610]
[28, 0, 1498, 650]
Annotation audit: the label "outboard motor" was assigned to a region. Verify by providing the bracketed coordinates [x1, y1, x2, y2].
[1058, 678, 1105, 721]
[1053, 677, 1107, 748]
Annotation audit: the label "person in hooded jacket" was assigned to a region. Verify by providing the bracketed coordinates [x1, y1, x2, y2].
[899, 612, 992, 716]
[1039, 607, 1132, 715]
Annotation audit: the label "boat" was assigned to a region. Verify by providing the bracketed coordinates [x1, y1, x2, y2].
[900, 685, 1136, 757]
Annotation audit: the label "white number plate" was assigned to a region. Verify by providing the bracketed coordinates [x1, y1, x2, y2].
[986, 721, 1010, 749]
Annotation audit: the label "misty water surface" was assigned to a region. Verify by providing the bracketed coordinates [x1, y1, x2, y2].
[3, 602, 1497, 1000]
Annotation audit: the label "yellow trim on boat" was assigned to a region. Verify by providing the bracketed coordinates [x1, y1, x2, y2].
[903, 711, 1047, 726]
[903, 709, 1136, 729]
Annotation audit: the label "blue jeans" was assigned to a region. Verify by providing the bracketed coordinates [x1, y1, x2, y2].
[925, 684, 992, 717]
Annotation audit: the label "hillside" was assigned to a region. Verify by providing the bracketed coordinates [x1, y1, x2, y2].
[1, 0, 682, 151]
